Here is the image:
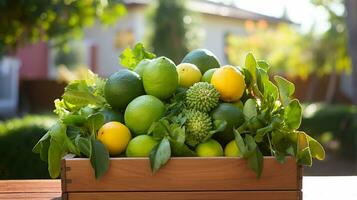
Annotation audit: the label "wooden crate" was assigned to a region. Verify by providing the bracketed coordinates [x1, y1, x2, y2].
[61, 155, 302, 200]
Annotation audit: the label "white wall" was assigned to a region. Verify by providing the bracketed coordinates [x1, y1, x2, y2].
[200, 15, 246, 65]
[85, 7, 147, 77]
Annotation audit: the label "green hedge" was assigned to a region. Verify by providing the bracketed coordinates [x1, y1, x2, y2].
[301, 103, 357, 158]
[0, 115, 56, 179]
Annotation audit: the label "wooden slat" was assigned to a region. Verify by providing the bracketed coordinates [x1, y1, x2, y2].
[63, 157, 301, 192]
[0, 193, 61, 200]
[0, 180, 61, 200]
[66, 191, 302, 200]
[0, 180, 61, 193]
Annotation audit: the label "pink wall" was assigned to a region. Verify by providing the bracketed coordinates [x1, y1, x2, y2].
[17, 42, 48, 80]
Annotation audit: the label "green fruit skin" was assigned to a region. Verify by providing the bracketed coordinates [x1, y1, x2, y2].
[104, 70, 144, 110]
[134, 59, 151, 77]
[201, 68, 217, 83]
[100, 108, 124, 123]
[182, 49, 220, 74]
[224, 140, 242, 157]
[126, 135, 158, 157]
[212, 103, 245, 145]
[143, 56, 178, 99]
[195, 139, 223, 157]
[124, 95, 165, 135]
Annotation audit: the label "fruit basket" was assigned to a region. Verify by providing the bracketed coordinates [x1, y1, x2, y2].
[33, 43, 324, 200]
[61, 155, 302, 200]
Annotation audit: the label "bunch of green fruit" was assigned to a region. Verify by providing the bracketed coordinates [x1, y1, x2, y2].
[33, 43, 324, 179]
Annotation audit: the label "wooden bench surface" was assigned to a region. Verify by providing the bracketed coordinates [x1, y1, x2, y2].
[0, 180, 61, 200]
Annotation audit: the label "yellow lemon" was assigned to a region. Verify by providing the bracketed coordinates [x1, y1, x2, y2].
[176, 63, 202, 88]
[97, 121, 131, 156]
[211, 65, 246, 102]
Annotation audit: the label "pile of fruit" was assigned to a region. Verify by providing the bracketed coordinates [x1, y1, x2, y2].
[33, 43, 325, 179]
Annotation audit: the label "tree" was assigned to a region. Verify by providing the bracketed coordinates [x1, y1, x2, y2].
[0, 0, 126, 56]
[150, 0, 192, 63]
[345, 0, 357, 106]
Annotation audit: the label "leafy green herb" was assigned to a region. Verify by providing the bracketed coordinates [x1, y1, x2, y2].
[90, 137, 110, 178]
[149, 137, 171, 173]
[119, 43, 156, 70]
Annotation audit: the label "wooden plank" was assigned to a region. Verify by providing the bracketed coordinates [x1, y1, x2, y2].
[63, 157, 301, 192]
[66, 191, 302, 200]
[0, 180, 61, 193]
[0, 193, 61, 200]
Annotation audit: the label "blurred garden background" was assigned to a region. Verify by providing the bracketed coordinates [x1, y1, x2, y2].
[1, 0, 357, 179]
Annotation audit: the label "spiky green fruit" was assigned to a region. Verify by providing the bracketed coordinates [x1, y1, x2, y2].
[185, 109, 213, 147]
[186, 82, 220, 112]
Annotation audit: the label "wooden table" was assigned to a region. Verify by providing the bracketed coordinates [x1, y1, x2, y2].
[0, 177, 356, 200]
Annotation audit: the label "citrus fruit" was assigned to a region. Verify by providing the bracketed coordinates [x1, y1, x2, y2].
[134, 59, 151, 77]
[176, 63, 202, 87]
[104, 70, 144, 110]
[143, 57, 178, 99]
[195, 139, 223, 157]
[224, 140, 242, 157]
[182, 49, 220, 74]
[212, 103, 245, 145]
[100, 108, 124, 123]
[97, 121, 131, 156]
[124, 95, 165, 135]
[211, 65, 246, 102]
[126, 135, 158, 157]
[201, 68, 217, 83]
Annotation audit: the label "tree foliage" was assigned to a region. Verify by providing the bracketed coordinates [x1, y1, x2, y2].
[0, 0, 126, 55]
[150, 0, 197, 63]
[225, 1, 350, 79]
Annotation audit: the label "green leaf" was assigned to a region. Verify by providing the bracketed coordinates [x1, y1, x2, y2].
[245, 53, 257, 82]
[33, 132, 51, 162]
[119, 43, 156, 70]
[245, 135, 264, 178]
[243, 99, 257, 121]
[170, 140, 196, 157]
[62, 80, 105, 107]
[149, 137, 171, 173]
[284, 99, 302, 130]
[234, 130, 247, 155]
[75, 136, 91, 157]
[306, 134, 325, 160]
[296, 131, 312, 166]
[148, 120, 169, 140]
[274, 76, 295, 106]
[170, 126, 185, 144]
[259, 68, 278, 101]
[90, 138, 110, 179]
[257, 60, 270, 71]
[256, 68, 265, 94]
[48, 138, 67, 178]
[86, 113, 105, 136]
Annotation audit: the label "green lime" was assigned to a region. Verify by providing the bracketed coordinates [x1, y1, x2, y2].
[224, 140, 242, 157]
[176, 63, 202, 87]
[134, 59, 151, 77]
[201, 68, 217, 83]
[181, 49, 220, 74]
[126, 135, 158, 157]
[195, 139, 223, 157]
[100, 108, 124, 123]
[212, 103, 245, 145]
[104, 70, 144, 110]
[143, 57, 178, 99]
[124, 95, 165, 135]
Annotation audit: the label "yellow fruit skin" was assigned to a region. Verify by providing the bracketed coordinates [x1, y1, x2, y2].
[211, 65, 246, 102]
[97, 121, 132, 156]
[176, 63, 202, 88]
[224, 140, 242, 157]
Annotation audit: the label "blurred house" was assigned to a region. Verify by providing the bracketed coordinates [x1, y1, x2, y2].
[13, 0, 291, 112]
